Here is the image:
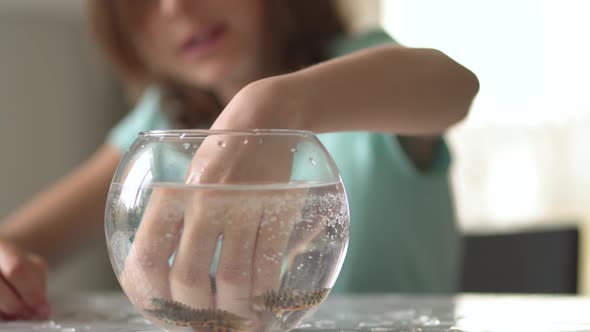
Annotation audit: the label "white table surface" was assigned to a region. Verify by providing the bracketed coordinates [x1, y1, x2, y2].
[1, 293, 590, 331]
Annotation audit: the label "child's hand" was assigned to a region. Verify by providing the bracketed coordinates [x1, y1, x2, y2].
[0, 239, 50, 320]
[211, 76, 305, 132]
[120, 133, 307, 319]
[119, 77, 314, 319]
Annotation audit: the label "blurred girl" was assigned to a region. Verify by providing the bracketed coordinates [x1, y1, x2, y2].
[0, 0, 478, 320]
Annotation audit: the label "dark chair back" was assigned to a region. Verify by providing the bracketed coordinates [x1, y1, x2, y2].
[461, 227, 579, 294]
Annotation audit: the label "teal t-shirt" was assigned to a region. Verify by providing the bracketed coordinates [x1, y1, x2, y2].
[107, 30, 460, 294]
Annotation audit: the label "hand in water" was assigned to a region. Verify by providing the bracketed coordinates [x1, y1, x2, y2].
[124, 138, 304, 316]
[119, 79, 315, 319]
[0, 239, 50, 320]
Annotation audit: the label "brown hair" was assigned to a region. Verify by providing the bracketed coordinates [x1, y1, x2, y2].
[89, 0, 347, 128]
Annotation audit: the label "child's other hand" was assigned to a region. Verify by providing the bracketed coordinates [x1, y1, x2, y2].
[0, 239, 50, 320]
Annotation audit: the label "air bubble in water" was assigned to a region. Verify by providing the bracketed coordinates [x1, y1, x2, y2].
[309, 157, 317, 166]
[183, 143, 191, 150]
[243, 139, 249, 145]
[218, 140, 226, 148]
[258, 138, 264, 144]
[180, 133, 187, 139]
[291, 148, 298, 153]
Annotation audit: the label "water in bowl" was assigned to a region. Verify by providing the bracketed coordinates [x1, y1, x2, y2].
[106, 181, 349, 331]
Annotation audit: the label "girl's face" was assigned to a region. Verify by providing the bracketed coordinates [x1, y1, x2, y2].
[127, 0, 272, 93]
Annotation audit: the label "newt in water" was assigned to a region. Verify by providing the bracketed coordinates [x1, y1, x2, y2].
[250, 288, 331, 316]
[145, 288, 330, 330]
[145, 298, 250, 332]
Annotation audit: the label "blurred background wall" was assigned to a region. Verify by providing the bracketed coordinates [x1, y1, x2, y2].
[382, 0, 590, 230]
[1, 0, 589, 294]
[381, 0, 590, 293]
[0, 0, 126, 293]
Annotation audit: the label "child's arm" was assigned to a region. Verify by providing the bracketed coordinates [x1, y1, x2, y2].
[213, 45, 478, 169]
[288, 45, 479, 135]
[0, 144, 121, 319]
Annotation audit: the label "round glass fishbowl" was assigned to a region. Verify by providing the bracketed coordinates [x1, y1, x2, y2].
[105, 130, 350, 331]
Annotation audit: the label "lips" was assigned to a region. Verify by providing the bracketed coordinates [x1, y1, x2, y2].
[180, 24, 227, 59]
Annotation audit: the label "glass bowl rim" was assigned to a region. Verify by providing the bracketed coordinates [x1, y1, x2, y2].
[139, 129, 315, 140]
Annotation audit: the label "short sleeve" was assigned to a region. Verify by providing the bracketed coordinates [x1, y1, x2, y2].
[385, 135, 451, 177]
[327, 29, 398, 58]
[326, 30, 451, 176]
[107, 87, 172, 152]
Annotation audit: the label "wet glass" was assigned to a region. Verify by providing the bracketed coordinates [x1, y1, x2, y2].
[104, 130, 350, 331]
